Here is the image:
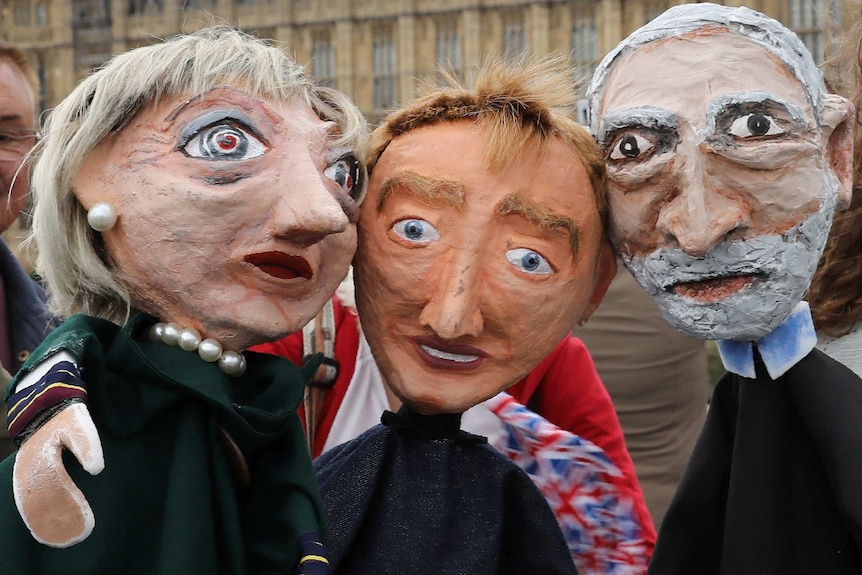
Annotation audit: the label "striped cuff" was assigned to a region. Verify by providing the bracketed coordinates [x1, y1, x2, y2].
[297, 531, 330, 575]
[7, 361, 87, 444]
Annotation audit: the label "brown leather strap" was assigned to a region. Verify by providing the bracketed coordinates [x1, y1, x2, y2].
[217, 425, 250, 488]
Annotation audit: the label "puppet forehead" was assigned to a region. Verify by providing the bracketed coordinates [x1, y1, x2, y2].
[587, 3, 825, 134]
[596, 32, 814, 136]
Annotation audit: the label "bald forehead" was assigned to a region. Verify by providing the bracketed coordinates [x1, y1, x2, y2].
[0, 58, 36, 105]
[588, 11, 825, 135]
[0, 58, 37, 124]
[597, 32, 813, 129]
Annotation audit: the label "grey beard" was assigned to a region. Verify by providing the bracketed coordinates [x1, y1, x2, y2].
[621, 191, 836, 341]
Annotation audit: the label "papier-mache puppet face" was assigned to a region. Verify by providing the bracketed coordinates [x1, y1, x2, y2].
[72, 86, 361, 350]
[589, 4, 854, 341]
[354, 120, 614, 415]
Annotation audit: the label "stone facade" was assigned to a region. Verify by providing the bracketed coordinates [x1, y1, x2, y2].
[2, 0, 853, 118]
[0, 0, 854, 264]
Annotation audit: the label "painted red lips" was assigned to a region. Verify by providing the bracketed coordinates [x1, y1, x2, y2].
[244, 251, 313, 280]
[671, 274, 756, 301]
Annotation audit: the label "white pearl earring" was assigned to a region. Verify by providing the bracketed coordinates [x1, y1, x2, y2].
[87, 202, 117, 232]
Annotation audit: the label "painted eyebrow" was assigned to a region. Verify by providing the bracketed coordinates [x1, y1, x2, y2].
[164, 86, 286, 128]
[166, 92, 208, 122]
[495, 192, 580, 255]
[705, 90, 808, 131]
[375, 170, 465, 212]
[598, 107, 679, 145]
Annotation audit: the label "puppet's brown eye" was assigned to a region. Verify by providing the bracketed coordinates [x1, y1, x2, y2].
[183, 123, 266, 160]
[609, 133, 655, 161]
[729, 113, 784, 139]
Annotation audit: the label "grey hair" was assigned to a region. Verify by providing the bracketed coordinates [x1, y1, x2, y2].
[31, 25, 368, 324]
[587, 3, 827, 135]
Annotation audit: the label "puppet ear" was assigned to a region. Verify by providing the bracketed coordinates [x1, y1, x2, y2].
[820, 93, 855, 211]
[579, 242, 617, 325]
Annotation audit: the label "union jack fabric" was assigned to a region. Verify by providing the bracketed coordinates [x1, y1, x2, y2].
[486, 392, 650, 575]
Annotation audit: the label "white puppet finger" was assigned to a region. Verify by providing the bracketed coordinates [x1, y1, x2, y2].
[57, 402, 105, 476]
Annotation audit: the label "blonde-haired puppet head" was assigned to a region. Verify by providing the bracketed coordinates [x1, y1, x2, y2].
[32, 26, 368, 349]
[368, 55, 607, 226]
[354, 55, 616, 415]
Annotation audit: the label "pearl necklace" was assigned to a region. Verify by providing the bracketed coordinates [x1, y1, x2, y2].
[148, 322, 247, 377]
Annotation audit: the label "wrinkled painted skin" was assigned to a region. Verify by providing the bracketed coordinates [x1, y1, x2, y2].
[596, 31, 853, 340]
[74, 86, 359, 350]
[354, 120, 616, 415]
[16, 86, 361, 547]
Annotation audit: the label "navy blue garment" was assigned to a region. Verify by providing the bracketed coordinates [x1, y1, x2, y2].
[0, 238, 57, 457]
[0, 238, 55, 371]
[315, 406, 578, 575]
[648, 348, 862, 574]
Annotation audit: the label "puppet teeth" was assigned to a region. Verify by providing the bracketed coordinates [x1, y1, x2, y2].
[420, 345, 480, 363]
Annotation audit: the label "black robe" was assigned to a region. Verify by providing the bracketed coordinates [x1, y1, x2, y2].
[314, 407, 578, 575]
[648, 348, 862, 574]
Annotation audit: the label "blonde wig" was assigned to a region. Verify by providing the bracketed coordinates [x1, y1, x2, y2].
[368, 54, 608, 224]
[31, 25, 367, 324]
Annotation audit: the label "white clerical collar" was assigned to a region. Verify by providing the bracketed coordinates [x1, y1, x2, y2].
[716, 301, 817, 380]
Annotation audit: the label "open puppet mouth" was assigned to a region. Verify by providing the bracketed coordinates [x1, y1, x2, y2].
[244, 252, 313, 280]
[669, 274, 757, 302]
[412, 336, 487, 371]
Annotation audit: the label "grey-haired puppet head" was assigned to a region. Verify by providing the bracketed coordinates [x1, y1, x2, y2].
[586, 3, 854, 341]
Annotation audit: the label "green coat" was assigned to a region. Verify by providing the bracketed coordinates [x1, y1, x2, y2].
[0, 313, 325, 574]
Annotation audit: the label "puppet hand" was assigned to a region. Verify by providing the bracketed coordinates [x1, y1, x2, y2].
[13, 402, 104, 547]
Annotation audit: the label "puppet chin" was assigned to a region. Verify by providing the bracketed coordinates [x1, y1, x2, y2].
[622, 192, 836, 342]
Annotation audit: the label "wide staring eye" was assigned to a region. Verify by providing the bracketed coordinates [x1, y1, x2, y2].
[183, 123, 266, 160]
[729, 113, 785, 139]
[392, 219, 440, 244]
[506, 248, 553, 275]
[324, 154, 363, 200]
[609, 133, 655, 161]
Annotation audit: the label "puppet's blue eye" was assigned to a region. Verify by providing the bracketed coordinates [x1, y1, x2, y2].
[506, 248, 553, 275]
[392, 219, 440, 243]
[183, 123, 266, 160]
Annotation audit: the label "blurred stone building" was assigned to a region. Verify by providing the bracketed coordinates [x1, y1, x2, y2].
[0, 0, 855, 261]
[1, 0, 853, 122]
